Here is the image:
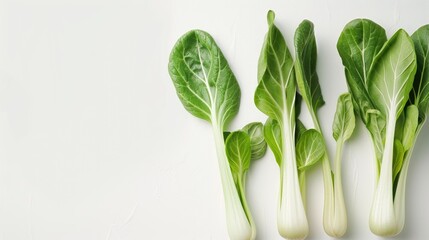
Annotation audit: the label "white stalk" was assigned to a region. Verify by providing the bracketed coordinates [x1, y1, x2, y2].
[392, 149, 411, 235]
[328, 139, 347, 237]
[311, 114, 343, 237]
[278, 112, 309, 240]
[321, 151, 335, 236]
[393, 123, 423, 235]
[369, 112, 397, 236]
[213, 124, 252, 240]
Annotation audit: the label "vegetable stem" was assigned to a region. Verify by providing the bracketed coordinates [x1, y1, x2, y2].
[369, 114, 396, 236]
[237, 172, 256, 240]
[393, 121, 424, 235]
[298, 171, 306, 207]
[331, 138, 347, 237]
[278, 114, 308, 240]
[213, 125, 252, 240]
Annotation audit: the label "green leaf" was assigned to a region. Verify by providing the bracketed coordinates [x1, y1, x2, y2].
[168, 30, 241, 128]
[392, 140, 405, 183]
[411, 25, 429, 115]
[296, 129, 326, 171]
[333, 93, 355, 141]
[295, 20, 325, 116]
[401, 105, 419, 150]
[337, 19, 387, 125]
[225, 131, 252, 182]
[368, 29, 417, 120]
[254, 11, 296, 124]
[394, 111, 405, 142]
[242, 122, 267, 160]
[296, 119, 307, 143]
[366, 110, 386, 163]
[264, 118, 282, 166]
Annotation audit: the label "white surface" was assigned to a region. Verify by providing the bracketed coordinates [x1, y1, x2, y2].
[0, 0, 428, 239]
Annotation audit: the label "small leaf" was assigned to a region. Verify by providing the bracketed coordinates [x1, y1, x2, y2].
[332, 93, 355, 141]
[225, 131, 252, 182]
[242, 122, 267, 160]
[264, 118, 282, 166]
[366, 109, 386, 163]
[392, 140, 405, 182]
[296, 129, 326, 171]
[402, 105, 419, 150]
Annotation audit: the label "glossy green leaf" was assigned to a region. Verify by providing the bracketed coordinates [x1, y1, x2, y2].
[368, 29, 417, 120]
[254, 11, 296, 124]
[401, 105, 419, 150]
[264, 118, 282, 166]
[337, 19, 387, 164]
[295, 20, 325, 116]
[296, 129, 325, 171]
[225, 131, 252, 182]
[333, 93, 355, 141]
[257, 11, 274, 83]
[242, 122, 267, 160]
[168, 30, 240, 128]
[411, 25, 429, 115]
[337, 19, 387, 124]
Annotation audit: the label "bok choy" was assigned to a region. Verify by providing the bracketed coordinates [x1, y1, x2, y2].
[337, 19, 428, 236]
[256, 11, 325, 239]
[169, 30, 266, 240]
[294, 20, 354, 238]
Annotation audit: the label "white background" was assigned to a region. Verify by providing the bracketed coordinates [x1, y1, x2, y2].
[0, 0, 429, 239]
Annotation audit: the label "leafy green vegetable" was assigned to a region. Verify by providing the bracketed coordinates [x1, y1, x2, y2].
[366, 29, 416, 237]
[337, 20, 429, 237]
[169, 30, 253, 240]
[255, 11, 309, 239]
[295, 19, 355, 237]
[327, 93, 355, 237]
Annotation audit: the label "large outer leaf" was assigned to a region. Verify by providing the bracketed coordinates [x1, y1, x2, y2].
[337, 19, 387, 124]
[254, 11, 296, 123]
[168, 30, 240, 128]
[332, 93, 355, 141]
[337, 19, 387, 164]
[295, 20, 325, 116]
[411, 25, 429, 115]
[368, 29, 417, 120]
[225, 131, 252, 181]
